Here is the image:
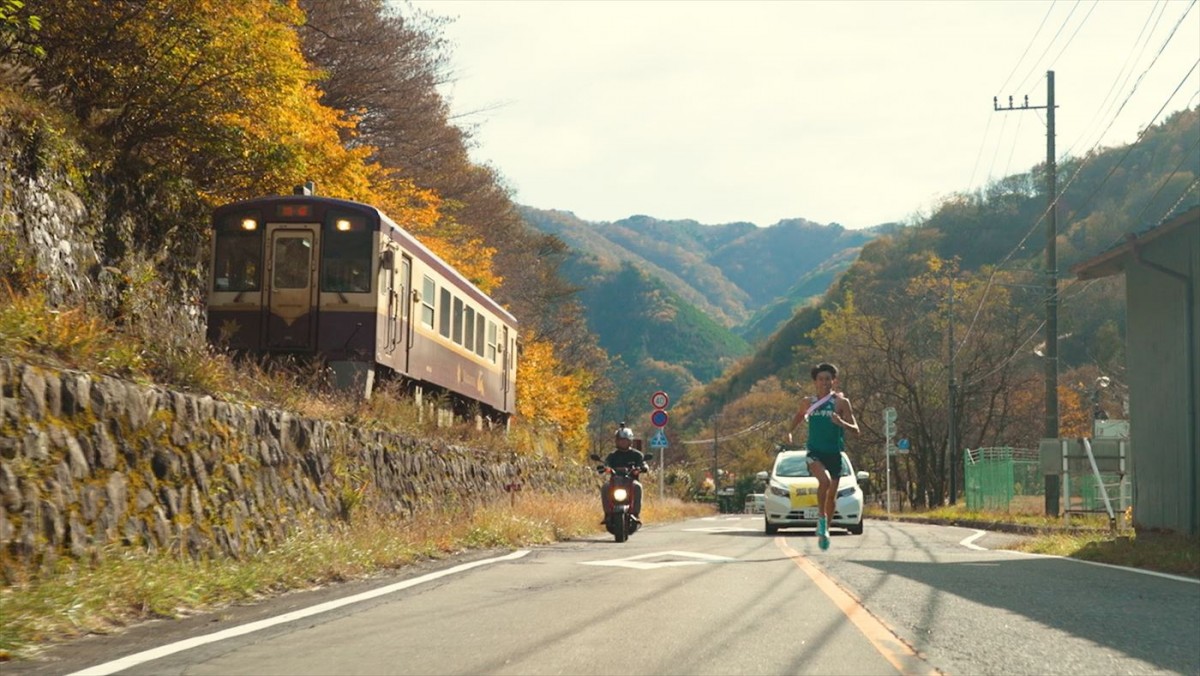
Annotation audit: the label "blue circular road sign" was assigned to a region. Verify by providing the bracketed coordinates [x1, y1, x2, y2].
[651, 410, 669, 428]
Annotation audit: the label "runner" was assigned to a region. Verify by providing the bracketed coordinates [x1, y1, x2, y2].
[786, 362, 860, 549]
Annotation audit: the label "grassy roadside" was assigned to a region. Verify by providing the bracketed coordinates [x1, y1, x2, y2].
[867, 504, 1200, 579]
[0, 492, 715, 661]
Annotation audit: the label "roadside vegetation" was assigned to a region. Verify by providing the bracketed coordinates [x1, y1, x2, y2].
[0, 493, 714, 660]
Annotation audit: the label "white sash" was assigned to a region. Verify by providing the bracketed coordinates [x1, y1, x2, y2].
[803, 392, 836, 421]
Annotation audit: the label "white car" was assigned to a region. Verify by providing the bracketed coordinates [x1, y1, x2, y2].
[764, 449, 868, 535]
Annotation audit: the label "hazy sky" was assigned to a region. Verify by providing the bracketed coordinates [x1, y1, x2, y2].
[407, 0, 1200, 229]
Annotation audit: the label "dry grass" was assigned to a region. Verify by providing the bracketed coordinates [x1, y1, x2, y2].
[0, 492, 715, 660]
[1005, 530, 1199, 578]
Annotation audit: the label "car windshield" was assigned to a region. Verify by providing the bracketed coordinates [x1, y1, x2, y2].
[774, 453, 854, 479]
[774, 455, 812, 478]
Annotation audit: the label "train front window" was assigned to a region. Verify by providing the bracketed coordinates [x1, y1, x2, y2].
[321, 232, 371, 293]
[273, 236, 312, 289]
[213, 232, 261, 292]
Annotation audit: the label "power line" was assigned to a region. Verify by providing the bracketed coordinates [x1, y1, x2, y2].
[958, 55, 1198, 361]
[1065, 0, 1168, 158]
[1045, 0, 1100, 73]
[1075, 0, 1197, 158]
[996, 0, 1059, 96]
[679, 419, 772, 445]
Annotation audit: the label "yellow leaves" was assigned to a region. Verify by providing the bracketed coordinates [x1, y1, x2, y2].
[515, 336, 593, 460]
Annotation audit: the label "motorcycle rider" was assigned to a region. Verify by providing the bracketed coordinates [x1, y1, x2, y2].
[600, 423, 648, 524]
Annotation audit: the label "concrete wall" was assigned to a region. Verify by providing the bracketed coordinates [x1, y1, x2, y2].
[1124, 217, 1199, 534]
[0, 358, 592, 574]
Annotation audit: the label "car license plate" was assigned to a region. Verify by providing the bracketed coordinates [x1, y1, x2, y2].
[803, 508, 819, 520]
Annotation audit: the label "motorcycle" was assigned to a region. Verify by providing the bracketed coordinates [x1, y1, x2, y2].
[590, 452, 654, 542]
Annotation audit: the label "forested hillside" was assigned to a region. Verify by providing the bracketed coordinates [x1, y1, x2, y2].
[521, 207, 878, 333]
[670, 106, 1198, 509]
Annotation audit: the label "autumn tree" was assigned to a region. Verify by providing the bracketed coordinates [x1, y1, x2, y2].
[297, 0, 607, 439]
[681, 376, 794, 486]
[20, 0, 426, 273]
[802, 256, 1042, 507]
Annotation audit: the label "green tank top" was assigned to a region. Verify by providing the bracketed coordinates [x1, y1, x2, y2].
[807, 396, 844, 453]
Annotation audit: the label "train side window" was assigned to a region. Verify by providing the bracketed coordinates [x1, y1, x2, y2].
[213, 232, 261, 291]
[464, 306, 475, 350]
[439, 287, 451, 338]
[487, 322, 497, 362]
[452, 296, 464, 345]
[474, 315, 486, 357]
[421, 276, 435, 328]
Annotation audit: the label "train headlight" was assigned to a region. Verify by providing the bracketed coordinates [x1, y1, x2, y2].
[240, 218, 258, 231]
[335, 219, 352, 232]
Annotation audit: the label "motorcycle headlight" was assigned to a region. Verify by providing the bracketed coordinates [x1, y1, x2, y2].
[612, 488, 629, 502]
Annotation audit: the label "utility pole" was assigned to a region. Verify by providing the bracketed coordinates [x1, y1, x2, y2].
[994, 70, 1059, 515]
[948, 281, 958, 505]
[711, 417, 719, 506]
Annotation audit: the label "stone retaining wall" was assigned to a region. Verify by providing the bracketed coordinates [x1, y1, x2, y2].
[0, 358, 591, 573]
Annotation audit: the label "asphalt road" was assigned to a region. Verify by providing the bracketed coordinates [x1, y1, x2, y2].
[12, 516, 1200, 675]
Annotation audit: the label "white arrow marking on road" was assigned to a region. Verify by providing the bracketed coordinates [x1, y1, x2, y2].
[581, 550, 736, 569]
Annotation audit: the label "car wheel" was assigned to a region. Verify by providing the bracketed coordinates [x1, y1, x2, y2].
[765, 520, 779, 535]
[848, 519, 863, 535]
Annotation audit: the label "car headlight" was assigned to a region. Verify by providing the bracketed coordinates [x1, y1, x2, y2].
[768, 483, 790, 497]
[612, 488, 629, 502]
[836, 486, 857, 499]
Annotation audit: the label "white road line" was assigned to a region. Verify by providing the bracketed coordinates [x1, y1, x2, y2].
[68, 550, 531, 676]
[959, 529, 988, 550]
[1009, 548, 1200, 584]
[950, 525, 1199, 584]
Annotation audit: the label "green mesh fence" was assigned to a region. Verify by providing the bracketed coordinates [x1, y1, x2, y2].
[964, 447, 1042, 512]
[1071, 472, 1130, 512]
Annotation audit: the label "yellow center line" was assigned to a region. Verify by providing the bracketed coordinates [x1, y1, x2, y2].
[775, 538, 944, 676]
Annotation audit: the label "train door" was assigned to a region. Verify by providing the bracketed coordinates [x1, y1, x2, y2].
[399, 254, 413, 372]
[501, 325, 512, 410]
[383, 251, 413, 372]
[265, 225, 319, 350]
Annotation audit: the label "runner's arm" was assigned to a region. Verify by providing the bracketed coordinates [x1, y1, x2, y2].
[835, 395, 860, 434]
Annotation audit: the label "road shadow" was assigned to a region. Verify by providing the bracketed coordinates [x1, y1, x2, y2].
[854, 555, 1200, 674]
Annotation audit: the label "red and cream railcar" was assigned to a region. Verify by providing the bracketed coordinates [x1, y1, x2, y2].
[206, 191, 518, 421]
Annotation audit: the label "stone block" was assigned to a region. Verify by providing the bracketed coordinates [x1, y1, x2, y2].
[61, 373, 91, 416]
[19, 366, 46, 420]
[65, 435, 90, 479]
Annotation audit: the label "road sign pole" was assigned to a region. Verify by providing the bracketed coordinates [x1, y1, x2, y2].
[660, 444, 664, 500]
[883, 408, 896, 515]
[886, 443, 892, 515]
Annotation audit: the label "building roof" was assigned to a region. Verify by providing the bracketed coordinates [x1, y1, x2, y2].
[1071, 204, 1200, 281]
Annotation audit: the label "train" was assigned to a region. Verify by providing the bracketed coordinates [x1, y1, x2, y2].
[205, 186, 519, 423]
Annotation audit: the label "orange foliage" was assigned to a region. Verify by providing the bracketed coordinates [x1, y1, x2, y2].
[515, 336, 593, 459]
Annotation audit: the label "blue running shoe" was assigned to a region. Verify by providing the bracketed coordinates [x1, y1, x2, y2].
[818, 516, 830, 550]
